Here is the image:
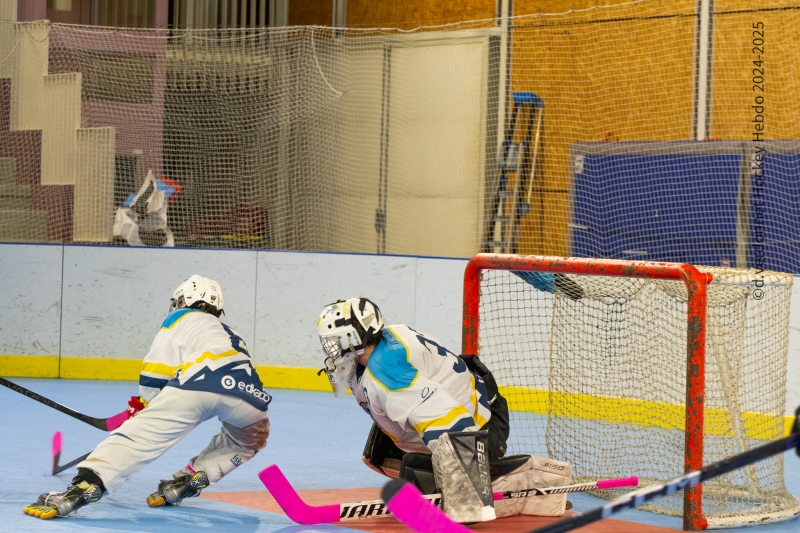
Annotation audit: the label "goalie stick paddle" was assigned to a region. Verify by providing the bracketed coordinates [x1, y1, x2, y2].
[51, 431, 91, 475]
[381, 434, 800, 533]
[0, 377, 129, 431]
[258, 464, 637, 524]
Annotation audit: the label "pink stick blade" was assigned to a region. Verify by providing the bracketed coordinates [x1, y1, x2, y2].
[383, 479, 472, 533]
[258, 465, 340, 524]
[105, 410, 131, 431]
[52, 431, 62, 457]
[597, 476, 639, 491]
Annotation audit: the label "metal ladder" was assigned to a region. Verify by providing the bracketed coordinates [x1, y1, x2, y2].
[482, 92, 544, 254]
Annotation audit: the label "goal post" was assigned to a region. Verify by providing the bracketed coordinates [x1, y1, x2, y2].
[462, 253, 799, 530]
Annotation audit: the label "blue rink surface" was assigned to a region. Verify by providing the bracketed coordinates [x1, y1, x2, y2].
[1, 379, 799, 533]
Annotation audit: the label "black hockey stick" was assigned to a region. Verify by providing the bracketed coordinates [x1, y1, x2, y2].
[381, 434, 800, 533]
[0, 376, 130, 431]
[51, 431, 91, 475]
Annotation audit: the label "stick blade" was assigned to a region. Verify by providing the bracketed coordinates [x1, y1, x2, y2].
[258, 465, 340, 524]
[383, 479, 472, 533]
[51, 432, 62, 475]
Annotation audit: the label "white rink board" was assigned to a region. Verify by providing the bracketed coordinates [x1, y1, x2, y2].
[255, 252, 417, 368]
[0, 243, 798, 416]
[59, 246, 258, 359]
[0, 244, 62, 356]
[253, 252, 466, 367]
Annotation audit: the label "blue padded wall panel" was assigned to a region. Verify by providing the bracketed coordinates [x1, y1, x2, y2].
[751, 154, 800, 272]
[571, 148, 740, 267]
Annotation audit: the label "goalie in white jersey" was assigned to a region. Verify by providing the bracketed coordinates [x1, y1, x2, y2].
[319, 297, 574, 523]
[24, 275, 271, 520]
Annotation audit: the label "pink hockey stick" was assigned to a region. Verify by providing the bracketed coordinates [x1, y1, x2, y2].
[258, 464, 637, 524]
[50, 409, 129, 475]
[384, 479, 470, 533]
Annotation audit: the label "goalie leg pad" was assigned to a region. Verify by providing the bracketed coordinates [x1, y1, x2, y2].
[491, 455, 572, 518]
[362, 422, 405, 478]
[432, 430, 495, 523]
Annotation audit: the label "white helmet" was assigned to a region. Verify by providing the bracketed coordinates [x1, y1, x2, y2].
[317, 298, 384, 397]
[170, 275, 224, 314]
[317, 297, 384, 359]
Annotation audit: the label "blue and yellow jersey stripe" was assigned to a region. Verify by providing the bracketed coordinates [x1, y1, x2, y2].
[365, 327, 419, 392]
[160, 308, 206, 330]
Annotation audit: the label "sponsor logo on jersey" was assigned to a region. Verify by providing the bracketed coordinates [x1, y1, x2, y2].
[221, 375, 236, 389]
[220, 375, 271, 404]
[237, 380, 272, 404]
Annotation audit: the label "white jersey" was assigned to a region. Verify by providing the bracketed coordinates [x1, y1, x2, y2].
[352, 324, 493, 453]
[138, 308, 270, 411]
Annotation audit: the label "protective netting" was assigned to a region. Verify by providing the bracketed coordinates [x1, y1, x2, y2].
[0, 1, 798, 270]
[475, 264, 799, 527]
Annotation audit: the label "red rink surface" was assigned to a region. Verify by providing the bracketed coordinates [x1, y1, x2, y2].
[202, 488, 678, 532]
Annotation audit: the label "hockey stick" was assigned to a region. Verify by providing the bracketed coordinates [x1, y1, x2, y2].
[381, 434, 800, 533]
[51, 431, 91, 475]
[0, 377, 129, 431]
[258, 464, 637, 524]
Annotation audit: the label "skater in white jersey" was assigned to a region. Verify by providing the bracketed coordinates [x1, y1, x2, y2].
[24, 275, 271, 520]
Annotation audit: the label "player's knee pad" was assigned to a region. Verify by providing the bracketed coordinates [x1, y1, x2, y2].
[490, 455, 571, 518]
[222, 417, 270, 452]
[399, 452, 437, 494]
[432, 430, 495, 523]
[362, 422, 404, 478]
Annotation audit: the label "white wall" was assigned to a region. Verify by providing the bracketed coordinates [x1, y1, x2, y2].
[1, 243, 798, 416]
[0, 244, 467, 368]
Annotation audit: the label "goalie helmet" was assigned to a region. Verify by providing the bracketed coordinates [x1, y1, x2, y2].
[170, 275, 224, 314]
[317, 298, 384, 397]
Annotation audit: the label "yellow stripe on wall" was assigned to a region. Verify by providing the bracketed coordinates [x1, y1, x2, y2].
[500, 385, 794, 440]
[0, 355, 793, 436]
[0, 355, 59, 378]
[0, 355, 333, 392]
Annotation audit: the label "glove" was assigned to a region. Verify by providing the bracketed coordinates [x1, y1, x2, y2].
[794, 406, 800, 457]
[127, 396, 147, 417]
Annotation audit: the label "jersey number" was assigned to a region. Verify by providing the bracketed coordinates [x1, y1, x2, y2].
[414, 331, 466, 374]
[222, 324, 250, 357]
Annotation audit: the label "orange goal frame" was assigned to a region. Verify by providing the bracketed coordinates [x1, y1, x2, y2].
[462, 254, 713, 531]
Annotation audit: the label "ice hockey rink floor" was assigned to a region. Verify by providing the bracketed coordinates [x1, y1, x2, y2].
[2, 379, 799, 533]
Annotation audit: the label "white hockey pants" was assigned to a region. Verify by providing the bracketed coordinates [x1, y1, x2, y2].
[78, 386, 269, 493]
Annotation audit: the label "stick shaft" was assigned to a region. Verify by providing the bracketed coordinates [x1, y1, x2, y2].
[531, 435, 800, 533]
[0, 377, 126, 431]
[53, 452, 91, 475]
[494, 476, 637, 500]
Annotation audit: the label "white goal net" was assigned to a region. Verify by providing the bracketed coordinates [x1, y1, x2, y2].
[467, 255, 799, 528]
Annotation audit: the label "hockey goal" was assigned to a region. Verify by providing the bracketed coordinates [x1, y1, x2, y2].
[463, 254, 799, 530]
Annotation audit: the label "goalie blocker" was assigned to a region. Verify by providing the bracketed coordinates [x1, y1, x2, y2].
[363, 353, 510, 477]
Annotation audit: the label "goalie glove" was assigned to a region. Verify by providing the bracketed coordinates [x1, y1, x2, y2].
[127, 396, 147, 417]
[490, 455, 572, 517]
[794, 405, 800, 457]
